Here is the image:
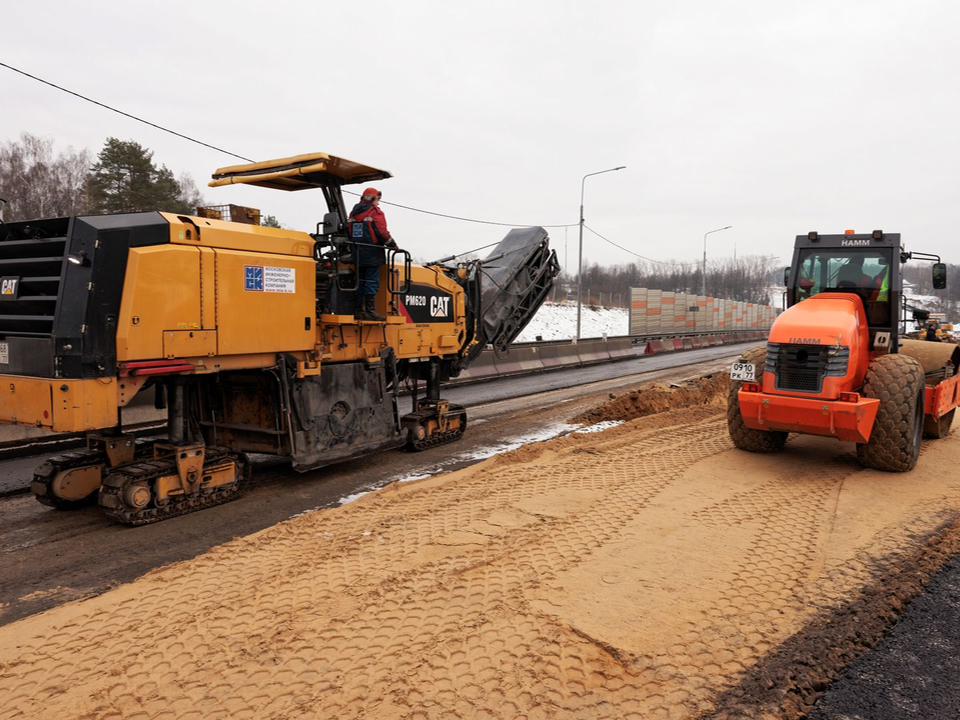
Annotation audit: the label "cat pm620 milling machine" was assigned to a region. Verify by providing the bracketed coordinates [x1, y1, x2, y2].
[0, 152, 559, 524]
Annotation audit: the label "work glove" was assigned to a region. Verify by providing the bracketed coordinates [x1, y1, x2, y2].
[386, 238, 398, 249]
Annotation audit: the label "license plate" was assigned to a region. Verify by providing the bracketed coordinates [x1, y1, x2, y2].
[730, 362, 755, 382]
[0, 342, 7, 364]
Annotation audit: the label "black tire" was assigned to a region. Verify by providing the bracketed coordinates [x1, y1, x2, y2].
[727, 346, 788, 453]
[856, 354, 925, 472]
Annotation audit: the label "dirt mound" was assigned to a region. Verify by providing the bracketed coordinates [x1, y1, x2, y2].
[574, 372, 730, 425]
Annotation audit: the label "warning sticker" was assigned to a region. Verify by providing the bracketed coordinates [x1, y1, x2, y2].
[244, 265, 296, 294]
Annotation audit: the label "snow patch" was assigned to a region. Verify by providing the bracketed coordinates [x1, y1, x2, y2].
[515, 301, 628, 342]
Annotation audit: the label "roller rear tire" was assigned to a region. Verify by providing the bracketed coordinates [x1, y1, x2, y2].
[727, 346, 788, 453]
[856, 354, 925, 472]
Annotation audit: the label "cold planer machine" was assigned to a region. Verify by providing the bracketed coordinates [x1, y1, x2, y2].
[0, 152, 559, 524]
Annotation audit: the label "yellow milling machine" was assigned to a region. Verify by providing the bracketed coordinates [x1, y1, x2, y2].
[0, 152, 559, 524]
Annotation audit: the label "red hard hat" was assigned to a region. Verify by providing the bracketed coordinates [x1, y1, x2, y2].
[362, 187, 381, 199]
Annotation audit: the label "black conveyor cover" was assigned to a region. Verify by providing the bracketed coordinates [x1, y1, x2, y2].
[466, 227, 560, 363]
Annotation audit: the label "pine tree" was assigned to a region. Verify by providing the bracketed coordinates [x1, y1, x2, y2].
[86, 138, 194, 214]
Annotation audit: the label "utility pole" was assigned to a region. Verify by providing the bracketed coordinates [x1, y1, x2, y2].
[578, 166, 625, 339]
[702, 225, 732, 296]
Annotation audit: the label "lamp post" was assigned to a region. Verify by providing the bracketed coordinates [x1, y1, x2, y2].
[701, 225, 732, 296]
[577, 165, 625, 339]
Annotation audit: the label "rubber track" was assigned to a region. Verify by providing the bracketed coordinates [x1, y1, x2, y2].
[99, 448, 249, 526]
[405, 405, 467, 452]
[31, 441, 154, 509]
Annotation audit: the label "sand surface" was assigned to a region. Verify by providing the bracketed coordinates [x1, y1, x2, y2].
[2, 378, 960, 719]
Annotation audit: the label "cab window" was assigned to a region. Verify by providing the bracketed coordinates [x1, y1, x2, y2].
[794, 249, 892, 325]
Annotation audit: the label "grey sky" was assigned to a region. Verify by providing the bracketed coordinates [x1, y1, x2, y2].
[3, 1, 958, 273]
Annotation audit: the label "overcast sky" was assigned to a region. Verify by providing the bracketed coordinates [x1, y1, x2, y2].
[3, 1, 959, 273]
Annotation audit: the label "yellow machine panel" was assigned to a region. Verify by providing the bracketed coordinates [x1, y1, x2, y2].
[0, 376, 118, 432]
[213, 249, 316, 356]
[163, 330, 217, 359]
[162, 213, 315, 258]
[116, 246, 203, 362]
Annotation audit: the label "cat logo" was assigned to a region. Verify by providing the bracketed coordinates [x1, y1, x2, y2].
[0, 277, 19, 299]
[430, 296, 450, 318]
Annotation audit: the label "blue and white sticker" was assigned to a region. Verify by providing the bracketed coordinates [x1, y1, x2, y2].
[244, 265, 264, 291]
[244, 265, 295, 294]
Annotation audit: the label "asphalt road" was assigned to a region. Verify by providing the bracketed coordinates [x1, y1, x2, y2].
[0, 343, 748, 626]
[809, 553, 960, 720]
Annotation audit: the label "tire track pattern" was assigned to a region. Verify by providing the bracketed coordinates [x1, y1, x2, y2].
[0, 405, 945, 720]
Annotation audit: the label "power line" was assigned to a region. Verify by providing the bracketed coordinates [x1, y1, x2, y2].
[0, 61, 255, 163]
[1, 60, 576, 230]
[341, 188, 576, 229]
[583, 225, 697, 267]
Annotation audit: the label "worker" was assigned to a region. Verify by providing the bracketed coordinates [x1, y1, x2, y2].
[873, 257, 890, 302]
[347, 187, 397, 322]
[837, 256, 879, 289]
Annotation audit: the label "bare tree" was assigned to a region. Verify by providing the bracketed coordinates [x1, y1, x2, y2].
[570, 254, 779, 307]
[176, 172, 206, 213]
[0, 133, 92, 220]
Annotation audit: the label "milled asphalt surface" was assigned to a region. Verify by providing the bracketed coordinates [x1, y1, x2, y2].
[808, 554, 960, 720]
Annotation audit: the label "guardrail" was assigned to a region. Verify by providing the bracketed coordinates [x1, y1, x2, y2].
[454, 330, 766, 383]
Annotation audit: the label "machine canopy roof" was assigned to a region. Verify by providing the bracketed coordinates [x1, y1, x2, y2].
[209, 152, 392, 191]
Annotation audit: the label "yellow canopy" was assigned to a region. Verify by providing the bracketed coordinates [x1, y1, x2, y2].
[209, 152, 392, 191]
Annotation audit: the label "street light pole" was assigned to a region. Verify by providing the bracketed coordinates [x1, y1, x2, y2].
[577, 165, 625, 340]
[701, 225, 732, 296]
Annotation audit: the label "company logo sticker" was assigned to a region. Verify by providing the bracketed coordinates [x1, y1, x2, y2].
[244, 266, 264, 291]
[430, 296, 450, 318]
[0, 277, 19, 299]
[244, 265, 295, 294]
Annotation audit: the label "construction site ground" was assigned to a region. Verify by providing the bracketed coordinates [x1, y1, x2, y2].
[3, 348, 960, 718]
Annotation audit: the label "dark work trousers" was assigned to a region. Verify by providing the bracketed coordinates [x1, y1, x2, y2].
[358, 265, 381, 297]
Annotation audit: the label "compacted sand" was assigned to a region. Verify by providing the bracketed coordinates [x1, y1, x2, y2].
[2, 375, 960, 719]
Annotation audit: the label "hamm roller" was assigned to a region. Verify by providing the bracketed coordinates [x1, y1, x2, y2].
[728, 230, 959, 471]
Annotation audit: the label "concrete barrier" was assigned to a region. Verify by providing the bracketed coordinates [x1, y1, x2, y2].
[672, 339, 684, 351]
[644, 340, 662, 354]
[690, 337, 702, 349]
[607, 338, 635, 360]
[682, 338, 694, 350]
[491, 347, 544, 376]
[457, 350, 500, 380]
[539, 343, 579, 368]
[576, 340, 612, 364]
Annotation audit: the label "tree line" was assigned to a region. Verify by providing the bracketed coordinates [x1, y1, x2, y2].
[0, 133, 209, 221]
[554, 254, 783, 307]
[903, 261, 960, 318]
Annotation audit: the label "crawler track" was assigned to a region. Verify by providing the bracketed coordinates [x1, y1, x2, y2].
[99, 448, 250, 526]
